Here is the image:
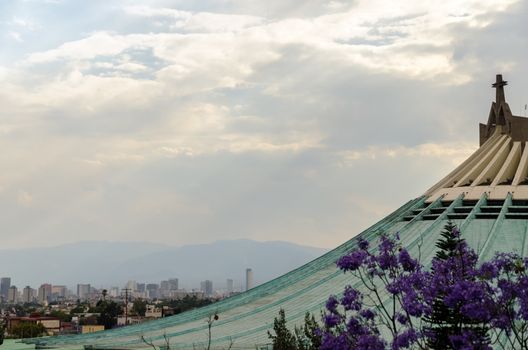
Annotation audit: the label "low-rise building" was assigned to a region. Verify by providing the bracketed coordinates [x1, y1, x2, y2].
[81, 325, 105, 334]
[116, 316, 143, 326]
[145, 304, 163, 319]
[6, 316, 61, 336]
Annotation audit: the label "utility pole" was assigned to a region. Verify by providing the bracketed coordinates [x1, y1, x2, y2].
[122, 288, 132, 326]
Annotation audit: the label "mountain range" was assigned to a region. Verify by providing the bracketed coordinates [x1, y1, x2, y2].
[0, 239, 327, 290]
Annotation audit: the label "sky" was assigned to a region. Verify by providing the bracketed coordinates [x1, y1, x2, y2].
[0, 0, 527, 250]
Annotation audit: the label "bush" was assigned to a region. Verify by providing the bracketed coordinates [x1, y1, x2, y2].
[10, 322, 47, 339]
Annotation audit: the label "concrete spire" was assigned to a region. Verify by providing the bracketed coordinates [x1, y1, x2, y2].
[424, 75, 528, 202]
[492, 74, 508, 105]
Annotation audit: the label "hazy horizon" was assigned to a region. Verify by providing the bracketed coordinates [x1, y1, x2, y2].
[0, 239, 328, 289]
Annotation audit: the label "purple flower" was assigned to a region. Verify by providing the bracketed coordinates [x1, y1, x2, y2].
[326, 295, 339, 312]
[357, 334, 386, 350]
[358, 238, 370, 250]
[360, 309, 375, 320]
[379, 235, 396, 253]
[479, 261, 498, 279]
[324, 313, 341, 328]
[402, 290, 424, 317]
[395, 312, 408, 325]
[337, 250, 367, 271]
[320, 334, 351, 350]
[398, 249, 417, 272]
[377, 251, 398, 270]
[341, 286, 362, 311]
[392, 329, 417, 349]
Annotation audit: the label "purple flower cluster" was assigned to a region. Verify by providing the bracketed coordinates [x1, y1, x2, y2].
[325, 234, 425, 349]
[322, 229, 528, 350]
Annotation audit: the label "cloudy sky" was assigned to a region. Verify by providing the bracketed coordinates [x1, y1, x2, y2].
[0, 0, 527, 250]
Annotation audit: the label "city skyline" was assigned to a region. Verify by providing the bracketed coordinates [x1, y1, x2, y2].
[1, 273, 249, 297]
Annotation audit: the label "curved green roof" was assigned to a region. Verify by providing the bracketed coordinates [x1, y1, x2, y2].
[21, 75, 528, 349]
[21, 193, 528, 349]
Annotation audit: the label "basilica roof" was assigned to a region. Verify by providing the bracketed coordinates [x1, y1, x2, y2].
[426, 75, 528, 202]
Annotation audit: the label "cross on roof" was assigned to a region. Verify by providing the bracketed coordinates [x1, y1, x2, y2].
[492, 74, 508, 104]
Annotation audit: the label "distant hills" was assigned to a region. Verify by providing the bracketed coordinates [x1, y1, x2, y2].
[0, 240, 327, 290]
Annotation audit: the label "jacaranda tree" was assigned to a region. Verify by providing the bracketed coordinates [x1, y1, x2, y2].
[320, 224, 528, 350]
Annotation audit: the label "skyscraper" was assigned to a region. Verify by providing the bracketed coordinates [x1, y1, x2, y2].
[245, 268, 253, 291]
[22, 286, 33, 303]
[160, 280, 169, 291]
[77, 284, 91, 300]
[146, 283, 159, 299]
[126, 280, 137, 292]
[226, 279, 234, 294]
[7, 286, 17, 303]
[168, 278, 179, 290]
[200, 280, 213, 297]
[52, 285, 67, 301]
[38, 283, 52, 304]
[109, 287, 120, 298]
[0, 277, 11, 299]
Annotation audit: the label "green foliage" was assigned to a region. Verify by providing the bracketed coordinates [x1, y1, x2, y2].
[132, 299, 147, 317]
[0, 319, 5, 345]
[160, 295, 213, 315]
[268, 309, 297, 350]
[70, 303, 89, 315]
[95, 300, 122, 329]
[434, 220, 461, 261]
[425, 221, 488, 349]
[294, 312, 322, 350]
[10, 322, 47, 339]
[48, 310, 72, 322]
[78, 315, 98, 326]
[268, 309, 321, 350]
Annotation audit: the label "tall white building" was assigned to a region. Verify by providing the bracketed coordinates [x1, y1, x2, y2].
[52, 285, 67, 300]
[226, 279, 234, 294]
[7, 285, 17, 303]
[200, 280, 213, 296]
[109, 287, 120, 298]
[245, 268, 254, 291]
[168, 278, 179, 290]
[22, 286, 33, 303]
[126, 280, 137, 292]
[38, 284, 52, 304]
[77, 284, 91, 300]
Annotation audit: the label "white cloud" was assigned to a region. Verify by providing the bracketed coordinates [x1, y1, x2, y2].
[26, 32, 142, 63]
[0, 0, 525, 250]
[10, 16, 37, 30]
[339, 142, 477, 166]
[8, 31, 23, 42]
[17, 191, 33, 206]
[124, 5, 264, 32]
